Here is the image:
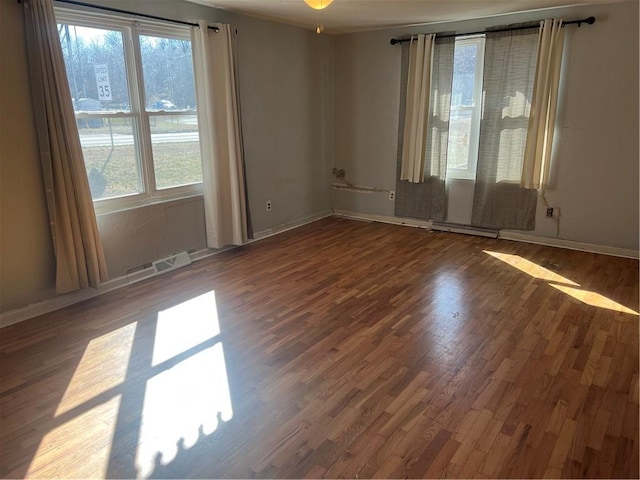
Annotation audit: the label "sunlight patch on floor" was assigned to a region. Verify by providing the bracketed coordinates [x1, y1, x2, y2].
[135, 343, 233, 477]
[136, 290, 233, 478]
[152, 291, 221, 366]
[55, 322, 136, 416]
[28, 395, 121, 478]
[550, 284, 639, 315]
[484, 250, 579, 286]
[485, 250, 638, 316]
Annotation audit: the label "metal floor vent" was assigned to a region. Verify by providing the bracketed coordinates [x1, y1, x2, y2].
[152, 251, 192, 274]
[431, 222, 498, 239]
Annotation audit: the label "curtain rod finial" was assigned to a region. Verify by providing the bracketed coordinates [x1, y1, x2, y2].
[390, 38, 399, 45]
[576, 16, 596, 27]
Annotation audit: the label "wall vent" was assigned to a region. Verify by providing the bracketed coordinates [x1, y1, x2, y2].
[152, 251, 192, 274]
[431, 222, 498, 239]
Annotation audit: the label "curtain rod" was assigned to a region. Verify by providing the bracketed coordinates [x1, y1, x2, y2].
[390, 16, 595, 45]
[34, 0, 220, 32]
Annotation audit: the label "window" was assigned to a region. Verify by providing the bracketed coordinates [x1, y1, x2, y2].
[55, 10, 202, 213]
[446, 35, 485, 181]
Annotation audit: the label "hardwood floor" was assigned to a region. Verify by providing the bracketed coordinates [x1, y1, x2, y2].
[1, 216, 638, 479]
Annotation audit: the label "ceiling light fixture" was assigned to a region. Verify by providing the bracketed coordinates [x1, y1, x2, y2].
[304, 0, 334, 9]
[304, 0, 334, 34]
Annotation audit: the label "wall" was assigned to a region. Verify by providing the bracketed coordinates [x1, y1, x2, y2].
[97, 197, 207, 277]
[0, 0, 333, 312]
[0, 0, 57, 311]
[221, 8, 335, 234]
[332, 0, 639, 251]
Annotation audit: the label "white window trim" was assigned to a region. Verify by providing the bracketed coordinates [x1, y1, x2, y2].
[54, 7, 203, 215]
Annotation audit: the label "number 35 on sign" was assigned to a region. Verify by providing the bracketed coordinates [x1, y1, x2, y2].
[94, 64, 112, 101]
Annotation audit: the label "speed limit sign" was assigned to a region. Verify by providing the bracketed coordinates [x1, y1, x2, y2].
[94, 64, 112, 101]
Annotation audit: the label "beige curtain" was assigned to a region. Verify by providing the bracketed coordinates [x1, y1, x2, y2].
[192, 23, 248, 249]
[522, 18, 565, 189]
[23, 0, 108, 294]
[400, 34, 435, 183]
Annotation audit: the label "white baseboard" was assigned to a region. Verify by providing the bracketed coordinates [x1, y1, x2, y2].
[431, 222, 498, 238]
[0, 211, 333, 329]
[335, 210, 638, 259]
[252, 210, 333, 241]
[0, 267, 155, 329]
[333, 210, 432, 229]
[499, 231, 639, 259]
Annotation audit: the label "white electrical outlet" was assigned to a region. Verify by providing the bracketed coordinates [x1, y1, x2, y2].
[266, 200, 272, 211]
[389, 191, 395, 201]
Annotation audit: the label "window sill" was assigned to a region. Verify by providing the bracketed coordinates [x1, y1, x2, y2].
[446, 169, 477, 181]
[446, 176, 476, 183]
[94, 192, 203, 217]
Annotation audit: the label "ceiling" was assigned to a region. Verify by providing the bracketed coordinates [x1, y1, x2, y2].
[185, 0, 612, 34]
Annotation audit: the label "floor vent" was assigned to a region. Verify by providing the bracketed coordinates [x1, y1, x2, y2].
[431, 222, 498, 239]
[152, 251, 192, 274]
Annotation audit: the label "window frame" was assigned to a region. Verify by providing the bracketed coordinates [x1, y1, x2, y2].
[446, 34, 486, 182]
[54, 8, 203, 215]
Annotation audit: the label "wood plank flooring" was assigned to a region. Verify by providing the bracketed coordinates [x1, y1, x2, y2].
[1, 216, 638, 478]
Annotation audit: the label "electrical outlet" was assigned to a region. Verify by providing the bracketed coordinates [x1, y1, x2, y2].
[266, 200, 272, 211]
[389, 191, 395, 201]
[546, 207, 554, 218]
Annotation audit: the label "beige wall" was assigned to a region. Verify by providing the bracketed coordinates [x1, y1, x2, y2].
[97, 197, 207, 277]
[222, 9, 335, 233]
[333, 0, 639, 251]
[1, 0, 56, 311]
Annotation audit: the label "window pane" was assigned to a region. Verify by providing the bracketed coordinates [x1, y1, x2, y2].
[140, 35, 196, 111]
[448, 108, 473, 170]
[447, 43, 478, 171]
[77, 117, 142, 199]
[149, 114, 202, 189]
[57, 24, 130, 112]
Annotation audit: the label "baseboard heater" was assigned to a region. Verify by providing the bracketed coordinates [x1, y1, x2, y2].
[430, 222, 498, 239]
[152, 251, 192, 274]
